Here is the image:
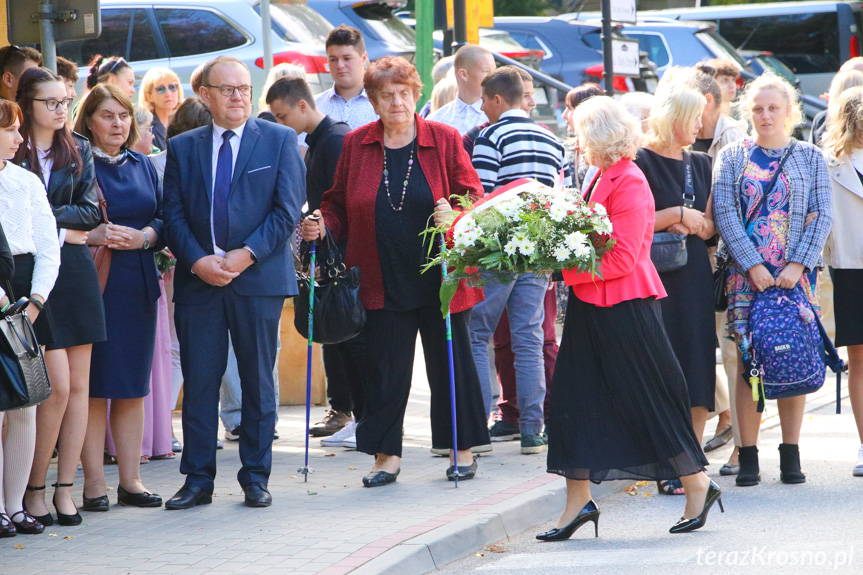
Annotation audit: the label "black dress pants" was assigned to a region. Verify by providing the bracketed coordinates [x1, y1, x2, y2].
[323, 333, 367, 419]
[357, 306, 490, 458]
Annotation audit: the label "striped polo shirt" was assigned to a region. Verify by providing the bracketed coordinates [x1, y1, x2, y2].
[471, 109, 567, 193]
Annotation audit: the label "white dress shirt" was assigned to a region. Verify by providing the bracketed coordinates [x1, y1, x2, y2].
[427, 96, 488, 135]
[297, 87, 379, 147]
[315, 87, 379, 130]
[35, 146, 67, 246]
[210, 121, 245, 257]
[0, 161, 60, 299]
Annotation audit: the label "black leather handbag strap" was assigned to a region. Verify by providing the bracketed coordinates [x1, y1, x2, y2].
[682, 151, 695, 209]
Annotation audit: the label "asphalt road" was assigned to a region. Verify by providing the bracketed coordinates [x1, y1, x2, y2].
[437, 403, 863, 575]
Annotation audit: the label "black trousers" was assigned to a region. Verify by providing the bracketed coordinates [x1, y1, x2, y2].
[357, 306, 490, 457]
[323, 333, 367, 419]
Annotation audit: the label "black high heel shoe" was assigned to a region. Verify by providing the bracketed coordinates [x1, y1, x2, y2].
[536, 500, 600, 541]
[669, 479, 724, 534]
[52, 482, 82, 526]
[24, 485, 53, 527]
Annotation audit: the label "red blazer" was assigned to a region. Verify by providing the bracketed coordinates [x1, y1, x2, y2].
[562, 158, 666, 307]
[320, 114, 485, 313]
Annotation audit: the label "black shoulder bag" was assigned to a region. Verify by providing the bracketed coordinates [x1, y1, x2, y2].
[650, 152, 696, 273]
[713, 140, 796, 311]
[294, 233, 366, 344]
[0, 281, 51, 411]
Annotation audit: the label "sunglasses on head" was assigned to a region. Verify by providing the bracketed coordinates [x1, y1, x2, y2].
[1, 45, 24, 75]
[154, 83, 179, 95]
[99, 57, 126, 75]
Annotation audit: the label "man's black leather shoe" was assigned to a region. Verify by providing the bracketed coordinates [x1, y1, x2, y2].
[243, 483, 272, 508]
[165, 484, 212, 510]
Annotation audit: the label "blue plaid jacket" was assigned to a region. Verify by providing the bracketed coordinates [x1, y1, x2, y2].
[713, 139, 833, 272]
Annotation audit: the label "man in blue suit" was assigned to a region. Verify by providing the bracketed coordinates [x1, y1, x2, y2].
[162, 56, 305, 509]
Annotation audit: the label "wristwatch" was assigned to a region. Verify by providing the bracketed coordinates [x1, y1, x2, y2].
[141, 231, 150, 250]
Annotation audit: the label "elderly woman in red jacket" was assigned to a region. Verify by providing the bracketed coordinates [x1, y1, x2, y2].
[537, 96, 722, 541]
[301, 56, 490, 488]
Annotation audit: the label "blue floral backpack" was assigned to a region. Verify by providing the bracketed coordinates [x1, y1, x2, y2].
[742, 286, 846, 412]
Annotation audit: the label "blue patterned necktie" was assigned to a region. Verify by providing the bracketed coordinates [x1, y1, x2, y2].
[213, 130, 235, 251]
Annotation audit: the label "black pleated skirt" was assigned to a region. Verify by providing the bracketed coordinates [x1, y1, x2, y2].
[8, 254, 56, 347]
[546, 293, 708, 483]
[45, 243, 107, 350]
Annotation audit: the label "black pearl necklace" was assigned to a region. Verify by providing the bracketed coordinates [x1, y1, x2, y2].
[383, 139, 415, 212]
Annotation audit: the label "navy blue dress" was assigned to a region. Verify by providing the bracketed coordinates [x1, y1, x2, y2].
[89, 150, 162, 399]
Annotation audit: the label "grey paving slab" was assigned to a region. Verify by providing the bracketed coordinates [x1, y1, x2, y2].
[2, 340, 814, 575]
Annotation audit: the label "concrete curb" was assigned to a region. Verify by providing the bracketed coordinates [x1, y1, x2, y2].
[350, 479, 624, 575]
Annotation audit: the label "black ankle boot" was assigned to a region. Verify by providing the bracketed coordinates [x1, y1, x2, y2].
[736, 446, 760, 486]
[778, 443, 806, 484]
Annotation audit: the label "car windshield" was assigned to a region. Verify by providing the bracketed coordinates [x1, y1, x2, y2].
[696, 29, 750, 70]
[352, 3, 415, 49]
[263, 3, 334, 45]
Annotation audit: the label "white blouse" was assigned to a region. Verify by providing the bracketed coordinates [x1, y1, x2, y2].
[0, 161, 60, 300]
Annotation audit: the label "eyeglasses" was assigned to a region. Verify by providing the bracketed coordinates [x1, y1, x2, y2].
[154, 83, 179, 95]
[33, 97, 74, 111]
[141, 124, 153, 134]
[98, 57, 126, 75]
[204, 84, 252, 98]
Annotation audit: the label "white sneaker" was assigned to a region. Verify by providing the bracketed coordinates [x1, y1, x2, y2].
[341, 432, 357, 449]
[854, 445, 863, 477]
[321, 421, 356, 447]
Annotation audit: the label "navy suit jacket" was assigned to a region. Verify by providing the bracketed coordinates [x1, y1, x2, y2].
[163, 117, 305, 304]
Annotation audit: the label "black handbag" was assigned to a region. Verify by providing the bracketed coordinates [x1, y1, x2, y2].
[650, 152, 696, 273]
[0, 282, 51, 411]
[294, 234, 366, 344]
[713, 141, 796, 312]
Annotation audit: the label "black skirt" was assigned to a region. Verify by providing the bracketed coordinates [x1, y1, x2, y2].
[8, 253, 56, 347]
[45, 243, 107, 350]
[833, 268, 863, 347]
[546, 293, 708, 483]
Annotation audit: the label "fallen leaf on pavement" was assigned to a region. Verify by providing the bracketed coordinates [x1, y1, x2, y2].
[484, 545, 506, 553]
[64, 536, 74, 539]
[14, 544, 25, 549]
[349, 466, 357, 470]
[307, 490, 317, 495]
[290, 475, 296, 479]
[475, 553, 484, 557]
[325, 453, 335, 457]
[644, 493, 651, 497]
[624, 485, 638, 496]
[48, 533, 57, 537]
[635, 481, 648, 486]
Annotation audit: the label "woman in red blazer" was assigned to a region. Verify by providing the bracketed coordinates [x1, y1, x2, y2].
[302, 57, 490, 488]
[538, 96, 722, 541]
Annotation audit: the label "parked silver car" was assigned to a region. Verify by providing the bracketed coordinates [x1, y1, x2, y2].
[57, 0, 335, 106]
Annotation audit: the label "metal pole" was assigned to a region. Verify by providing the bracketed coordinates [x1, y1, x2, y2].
[260, 0, 274, 81]
[39, 0, 57, 72]
[600, 0, 614, 95]
[415, 0, 434, 110]
[452, 0, 468, 51]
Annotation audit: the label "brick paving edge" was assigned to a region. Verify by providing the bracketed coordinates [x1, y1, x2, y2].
[340, 477, 625, 575]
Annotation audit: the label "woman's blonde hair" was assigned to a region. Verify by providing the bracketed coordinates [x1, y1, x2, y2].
[138, 67, 184, 113]
[822, 85, 863, 157]
[738, 72, 803, 136]
[646, 83, 706, 150]
[430, 77, 457, 113]
[258, 63, 307, 111]
[573, 96, 641, 169]
[828, 70, 863, 109]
